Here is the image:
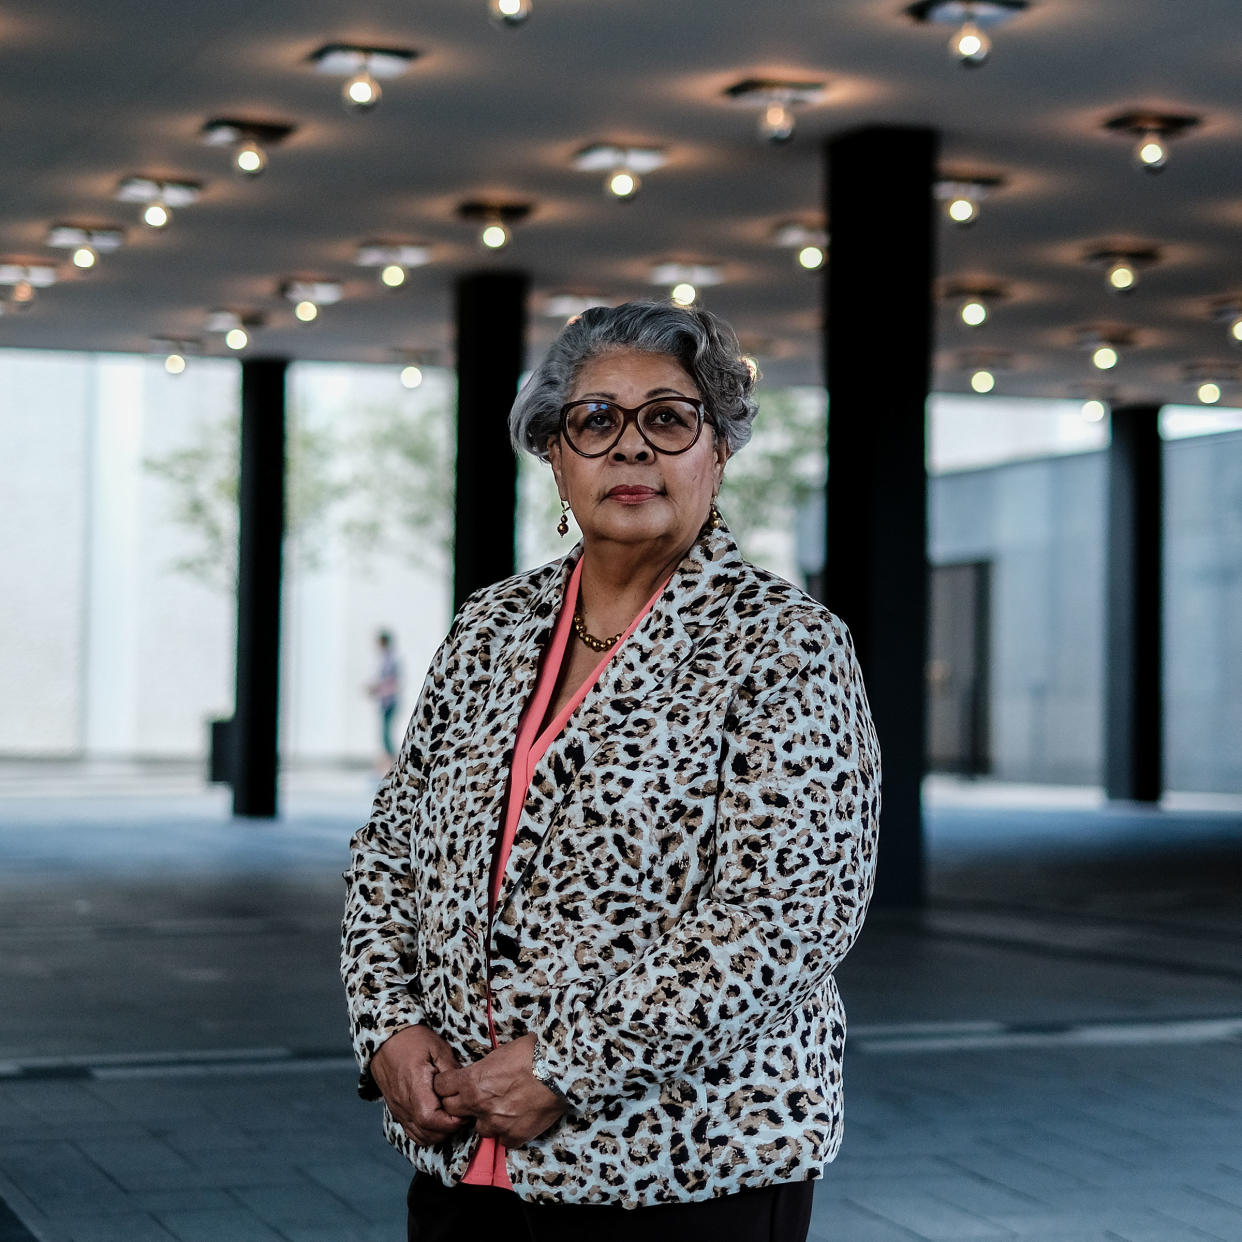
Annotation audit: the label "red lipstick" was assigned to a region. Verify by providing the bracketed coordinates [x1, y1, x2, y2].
[606, 485, 659, 503]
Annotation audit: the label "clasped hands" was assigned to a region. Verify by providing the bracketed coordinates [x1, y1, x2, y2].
[370, 1025, 566, 1148]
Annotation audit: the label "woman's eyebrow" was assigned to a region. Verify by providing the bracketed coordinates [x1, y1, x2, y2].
[575, 386, 694, 400]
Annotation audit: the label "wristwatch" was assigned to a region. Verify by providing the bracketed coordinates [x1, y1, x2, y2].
[530, 1037, 571, 1106]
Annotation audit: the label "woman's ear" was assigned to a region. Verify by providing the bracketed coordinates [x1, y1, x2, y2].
[547, 437, 565, 496]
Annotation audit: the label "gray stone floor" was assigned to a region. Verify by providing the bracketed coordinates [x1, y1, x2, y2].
[0, 762, 1240, 1242]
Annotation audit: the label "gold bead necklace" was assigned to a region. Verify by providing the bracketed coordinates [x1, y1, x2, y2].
[572, 611, 624, 652]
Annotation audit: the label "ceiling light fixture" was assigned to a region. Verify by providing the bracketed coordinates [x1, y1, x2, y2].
[960, 299, 988, 326]
[1104, 111, 1201, 174]
[0, 262, 57, 309]
[393, 349, 441, 388]
[1085, 245, 1159, 295]
[150, 337, 200, 375]
[1069, 382, 1119, 423]
[356, 241, 432, 289]
[46, 224, 124, 270]
[724, 78, 827, 145]
[0, 259, 56, 310]
[1183, 362, 1237, 405]
[205, 309, 264, 351]
[309, 45, 419, 115]
[935, 173, 1004, 226]
[458, 200, 531, 251]
[942, 281, 1007, 328]
[905, 1, 1029, 67]
[1208, 299, 1242, 347]
[770, 220, 829, 271]
[489, 0, 532, 27]
[650, 261, 724, 307]
[281, 279, 342, 324]
[1077, 326, 1133, 371]
[572, 143, 668, 201]
[202, 118, 296, 178]
[116, 176, 202, 230]
[958, 348, 1011, 393]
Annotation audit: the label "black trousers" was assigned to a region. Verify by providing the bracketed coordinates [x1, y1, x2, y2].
[407, 1171, 815, 1242]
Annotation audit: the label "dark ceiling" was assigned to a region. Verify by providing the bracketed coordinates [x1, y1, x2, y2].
[1, 0, 1241, 399]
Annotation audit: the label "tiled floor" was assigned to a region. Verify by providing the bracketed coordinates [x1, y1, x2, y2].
[1, 764, 1239, 1241]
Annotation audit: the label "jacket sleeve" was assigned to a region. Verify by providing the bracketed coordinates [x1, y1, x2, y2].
[340, 624, 459, 1100]
[531, 614, 881, 1111]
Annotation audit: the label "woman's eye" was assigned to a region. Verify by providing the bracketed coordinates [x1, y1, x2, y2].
[649, 405, 687, 425]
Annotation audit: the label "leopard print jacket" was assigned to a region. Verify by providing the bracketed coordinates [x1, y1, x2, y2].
[341, 524, 881, 1207]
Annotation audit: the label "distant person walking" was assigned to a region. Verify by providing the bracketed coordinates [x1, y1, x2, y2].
[367, 630, 401, 764]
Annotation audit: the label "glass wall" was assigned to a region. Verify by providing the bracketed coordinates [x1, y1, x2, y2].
[3, 347, 1236, 793]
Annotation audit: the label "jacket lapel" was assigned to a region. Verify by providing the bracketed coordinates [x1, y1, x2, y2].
[450, 549, 579, 914]
[493, 525, 745, 921]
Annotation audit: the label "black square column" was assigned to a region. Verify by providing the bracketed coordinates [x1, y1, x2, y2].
[453, 271, 528, 612]
[822, 126, 939, 908]
[1106, 404, 1163, 802]
[232, 358, 287, 819]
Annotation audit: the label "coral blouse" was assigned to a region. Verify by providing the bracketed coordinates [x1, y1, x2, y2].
[462, 554, 670, 1189]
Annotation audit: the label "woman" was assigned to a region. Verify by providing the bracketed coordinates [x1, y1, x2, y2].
[341, 301, 880, 1241]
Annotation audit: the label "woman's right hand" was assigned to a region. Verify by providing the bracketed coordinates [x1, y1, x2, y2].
[371, 1025, 469, 1146]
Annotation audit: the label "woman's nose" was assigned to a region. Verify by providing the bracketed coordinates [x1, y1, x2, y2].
[610, 418, 650, 461]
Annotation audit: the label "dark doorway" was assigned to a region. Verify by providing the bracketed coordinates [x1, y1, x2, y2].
[927, 560, 992, 775]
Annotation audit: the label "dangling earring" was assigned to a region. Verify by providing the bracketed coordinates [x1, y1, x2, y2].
[557, 499, 570, 537]
[709, 500, 722, 529]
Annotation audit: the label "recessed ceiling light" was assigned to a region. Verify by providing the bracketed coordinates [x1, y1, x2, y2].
[572, 144, 668, 200]
[905, 1, 1030, 67]
[1103, 111, 1201, 174]
[935, 173, 1005, 226]
[457, 200, 532, 250]
[201, 118, 296, 177]
[308, 44, 419, 114]
[281, 280, 342, 322]
[770, 220, 829, 270]
[723, 78, 827, 144]
[116, 177, 202, 229]
[489, 0, 532, 26]
[356, 242, 432, 288]
[1084, 245, 1159, 295]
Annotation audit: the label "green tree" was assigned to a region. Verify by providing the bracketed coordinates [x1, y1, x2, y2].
[144, 412, 356, 594]
[719, 387, 826, 545]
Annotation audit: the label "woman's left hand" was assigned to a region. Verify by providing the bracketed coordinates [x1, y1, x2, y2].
[433, 1034, 566, 1147]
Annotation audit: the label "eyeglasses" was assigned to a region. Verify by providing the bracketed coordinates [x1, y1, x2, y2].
[559, 396, 711, 458]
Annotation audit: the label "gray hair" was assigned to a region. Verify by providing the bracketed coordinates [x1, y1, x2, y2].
[509, 300, 758, 460]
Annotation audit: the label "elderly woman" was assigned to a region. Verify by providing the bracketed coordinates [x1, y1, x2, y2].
[341, 301, 880, 1242]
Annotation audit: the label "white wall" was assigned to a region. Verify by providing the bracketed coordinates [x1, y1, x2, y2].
[0, 351, 92, 754]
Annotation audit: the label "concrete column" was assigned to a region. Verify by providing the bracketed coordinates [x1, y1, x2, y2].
[822, 126, 939, 908]
[453, 271, 528, 612]
[1105, 403, 1163, 802]
[232, 358, 287, 818]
